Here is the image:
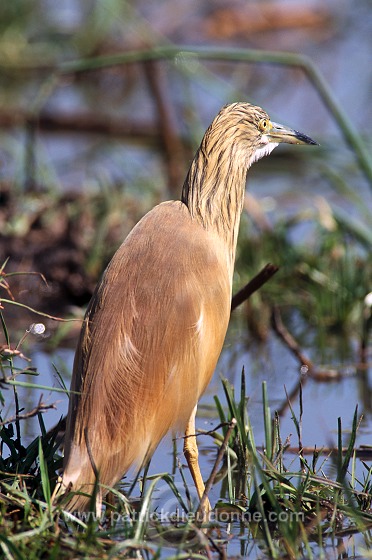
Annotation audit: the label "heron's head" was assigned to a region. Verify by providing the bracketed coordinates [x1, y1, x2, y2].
[207, 102, 318, 167]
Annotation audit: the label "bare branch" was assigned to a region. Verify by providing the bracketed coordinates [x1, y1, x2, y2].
[231, 263, 279, 313]
[0, 396, 56, 427]
[271, 305, 313, 370]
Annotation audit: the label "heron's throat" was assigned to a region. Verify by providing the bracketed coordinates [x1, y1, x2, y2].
[181, 146, 249, 260]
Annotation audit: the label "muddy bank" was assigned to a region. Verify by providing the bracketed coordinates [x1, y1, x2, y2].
[0, 185, 147, 323]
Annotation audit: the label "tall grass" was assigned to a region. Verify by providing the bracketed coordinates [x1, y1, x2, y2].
[213, 369, 372, 558]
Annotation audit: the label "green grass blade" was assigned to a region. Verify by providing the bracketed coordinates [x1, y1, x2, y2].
[0, 534, 25, 560]
[4, 378, 76, 394]
[134, 475, 163, 541]
[0, 310, 10, 346]
[337, 406, 359, 484]
[38, 437, 51, 513]
[262, 381, 272, 461]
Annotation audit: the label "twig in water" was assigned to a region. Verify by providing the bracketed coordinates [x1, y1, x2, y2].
[284, 445, 372, 459]
[231, 263, 279, 313]
[0, 395, 56, 427]
[271, 305, 313, 370]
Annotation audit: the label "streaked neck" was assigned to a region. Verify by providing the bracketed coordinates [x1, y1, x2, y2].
[181, 142, 249, 269]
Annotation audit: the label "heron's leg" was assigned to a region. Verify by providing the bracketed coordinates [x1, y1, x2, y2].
[183, 406, 211, 517]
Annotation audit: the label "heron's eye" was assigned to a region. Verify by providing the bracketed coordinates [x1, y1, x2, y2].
[258, 118, 270, 133]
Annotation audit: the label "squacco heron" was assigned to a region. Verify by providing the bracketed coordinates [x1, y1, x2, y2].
[62, 102, 317, 512]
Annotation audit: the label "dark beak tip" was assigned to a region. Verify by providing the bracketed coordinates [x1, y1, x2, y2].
[307, 138, 319, 146]
[295, 130, 319, 146]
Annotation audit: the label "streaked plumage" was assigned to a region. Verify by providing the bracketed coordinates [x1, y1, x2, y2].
[62, 102, 317, 512]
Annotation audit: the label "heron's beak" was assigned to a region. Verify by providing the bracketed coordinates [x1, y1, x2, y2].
[268, 121, 318, 146]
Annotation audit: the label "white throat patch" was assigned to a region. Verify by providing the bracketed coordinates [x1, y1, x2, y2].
[249, 142, 279, 167]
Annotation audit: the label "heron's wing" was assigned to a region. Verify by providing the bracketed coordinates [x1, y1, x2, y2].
[63, 201, 231, 506]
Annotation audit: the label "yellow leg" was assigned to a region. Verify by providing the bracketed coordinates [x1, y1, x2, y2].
[183, 406, 211, 518]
